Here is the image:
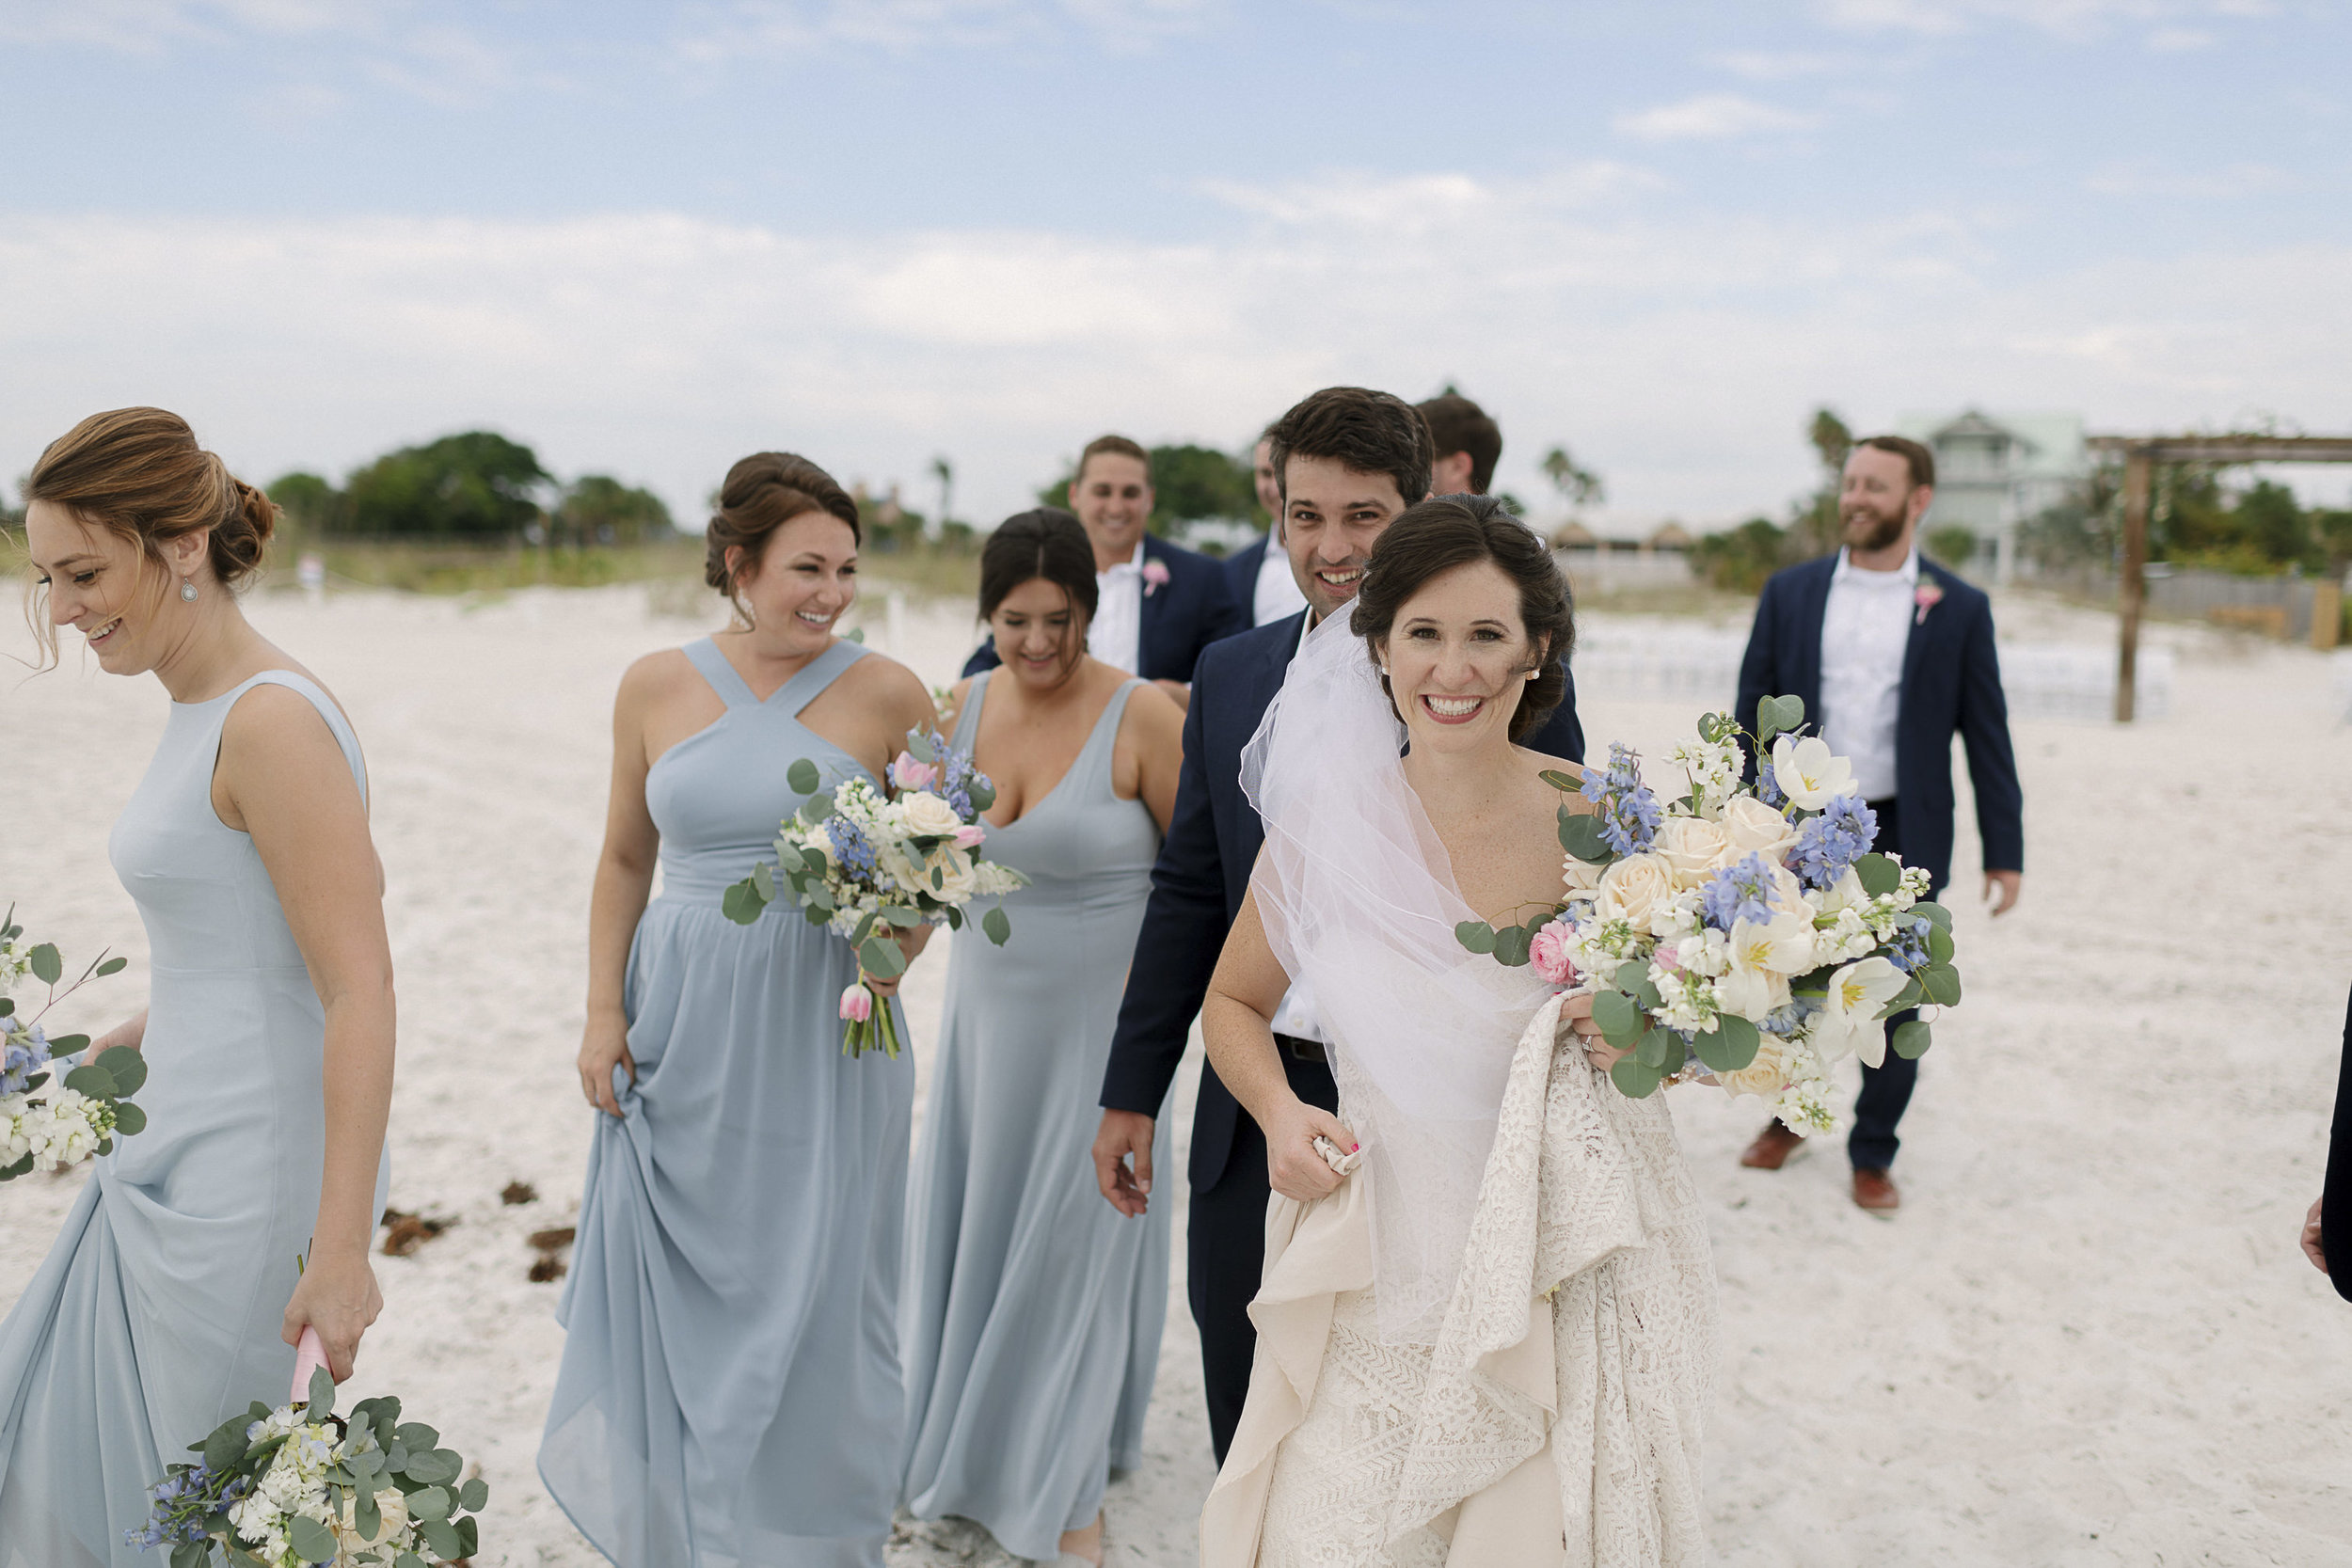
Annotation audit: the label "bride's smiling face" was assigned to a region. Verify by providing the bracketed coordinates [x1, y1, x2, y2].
[1378, 560, 1543, 754]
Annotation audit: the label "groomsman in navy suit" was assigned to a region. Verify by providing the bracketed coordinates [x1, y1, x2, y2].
[1734, 435, 2025, 1213]
[962, 435, 1244, 707]
[1221, 428, 1308, 628]
[1090, 386, 1587, 1463]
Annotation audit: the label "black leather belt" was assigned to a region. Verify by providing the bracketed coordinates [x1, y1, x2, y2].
[1275, 1032, 1326, 1065]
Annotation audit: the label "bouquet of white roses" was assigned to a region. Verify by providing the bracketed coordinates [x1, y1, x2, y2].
[130, 1363, 487, 1568]
[2, 907, 145, 1181]
[1455, 696, 1963, 1136]
[722, 726, 1027, 1056]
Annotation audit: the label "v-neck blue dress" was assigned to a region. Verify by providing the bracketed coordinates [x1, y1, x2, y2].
[897, 673, 1171, 1560]
[540, 637, 916, 1568]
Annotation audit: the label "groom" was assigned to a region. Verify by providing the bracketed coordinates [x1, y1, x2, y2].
[1090, 385, 1587, 1463]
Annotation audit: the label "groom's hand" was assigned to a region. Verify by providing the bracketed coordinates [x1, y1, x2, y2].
[2306, 1196, 2328, 1275]
[1094, 1110, 1157, 1218]
[1983, 870, 2022, 916]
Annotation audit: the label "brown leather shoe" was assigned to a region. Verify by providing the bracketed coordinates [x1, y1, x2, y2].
[1851, 1166, 1900, 1213]
[1739, 1122, 1805, 1170]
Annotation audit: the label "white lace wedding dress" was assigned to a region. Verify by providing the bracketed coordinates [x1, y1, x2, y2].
[1200, 614, 1719, 1568]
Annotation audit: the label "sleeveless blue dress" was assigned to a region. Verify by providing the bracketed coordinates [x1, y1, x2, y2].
[898, 673, 1171, 1560]
[540, 637, 916, 1568]
[0, 671, 384, 1568]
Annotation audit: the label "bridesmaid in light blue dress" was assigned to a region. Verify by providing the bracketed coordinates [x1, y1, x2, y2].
[898, 510, 1185, 1566]
[3, 409, 396, 1568]
[540, 452, 942, 1568]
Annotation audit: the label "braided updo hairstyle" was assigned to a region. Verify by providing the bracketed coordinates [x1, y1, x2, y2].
[1348, 494, 1574, 743]
[704, 451, 861, 626]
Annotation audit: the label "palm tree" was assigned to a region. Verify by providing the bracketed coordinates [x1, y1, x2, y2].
[930, 456, 953, 540]
[1539, 444, 1604, 508]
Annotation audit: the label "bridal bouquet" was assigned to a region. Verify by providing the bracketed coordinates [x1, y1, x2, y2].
[130, 1365, 487, 1568]
[2, 908, 145, 1181]
[1455, 696, 1963, 1135]
[722, 726, 1026, 1056]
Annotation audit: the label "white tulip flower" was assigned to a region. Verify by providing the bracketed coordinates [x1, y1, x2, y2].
[1819, 957, 1911, 1067]
[1769, 734, 1856, 812]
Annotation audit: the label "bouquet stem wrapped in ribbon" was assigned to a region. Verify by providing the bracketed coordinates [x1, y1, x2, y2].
[2, 905, 144, 1181]
[1456, 696, 1964, 1137]
[723, 726, 1027, 1056]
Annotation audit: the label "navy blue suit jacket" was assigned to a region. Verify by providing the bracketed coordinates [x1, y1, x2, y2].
[2328, 989, 2352, 1303]
[1735, 555, 2024, 893]
[961, 532, 1246, 684]
[1224, 535, 1272, 622]
[1099, 610, 1589, 1191]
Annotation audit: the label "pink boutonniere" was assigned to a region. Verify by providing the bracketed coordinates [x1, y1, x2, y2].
[1913, 581, 1944, 626]
[1141, 559, 1171, 597]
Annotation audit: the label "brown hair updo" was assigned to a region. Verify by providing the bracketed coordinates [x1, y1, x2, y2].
[1348, 495, 1574, 743]
[703, 451, 861, 624]
[977, 508, 1099, 624]
[25, 406, 279, 592]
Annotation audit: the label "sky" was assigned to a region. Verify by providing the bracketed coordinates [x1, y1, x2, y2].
[4, 0, 2349, 531]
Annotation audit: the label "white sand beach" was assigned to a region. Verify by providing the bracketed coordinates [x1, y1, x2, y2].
[5, 579, 2349, 1565]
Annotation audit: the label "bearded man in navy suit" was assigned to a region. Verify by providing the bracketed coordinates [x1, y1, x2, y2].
[1734, 435, 2025, 1213]
[963, 435, 1243, 708]
[1089, 386, 1587, 1463]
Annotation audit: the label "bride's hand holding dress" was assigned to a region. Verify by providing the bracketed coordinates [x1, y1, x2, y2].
[1201, 894, 1359, 1207]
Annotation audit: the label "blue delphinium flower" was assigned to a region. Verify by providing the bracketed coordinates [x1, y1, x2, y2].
[1700, 852, 1779, 930]
[1578, 742, 1662, 856]
[1756, 761, 1787, 809]
[1, 1022, 50, 1095]
[1759, 997, 1819, 1037]
[1787, 794, 1880, 890]
[826, 814, 880, 881]
[1884, 915, 1932, 974]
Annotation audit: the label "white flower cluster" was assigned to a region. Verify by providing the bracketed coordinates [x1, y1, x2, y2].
[0, 1085, 114, 1175]
[226, 1408, 419, 1566]
[783, 778, 1026, 942]
[1523, 716, 1961, 1137]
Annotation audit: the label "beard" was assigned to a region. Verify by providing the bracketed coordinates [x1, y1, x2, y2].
[1839, 496, 1910, 553]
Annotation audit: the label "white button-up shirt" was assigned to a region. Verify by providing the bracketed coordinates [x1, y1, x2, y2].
[1252, 534, 1308, 626]
[1818, 547, 1916, 802]
[1270, 610, 1325, 1045]
[1089, 553, 1145, 675]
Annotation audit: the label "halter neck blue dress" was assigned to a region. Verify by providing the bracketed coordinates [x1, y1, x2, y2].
[0, 671, 384, 1568]
[539, 636, 916, 1568]
[897, 673, 1171, 1560]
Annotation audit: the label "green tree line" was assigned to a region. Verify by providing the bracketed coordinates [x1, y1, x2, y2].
[269, 432, 673, 546]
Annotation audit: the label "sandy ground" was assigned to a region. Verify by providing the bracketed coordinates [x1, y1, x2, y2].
[5, 578, 2349, 1567]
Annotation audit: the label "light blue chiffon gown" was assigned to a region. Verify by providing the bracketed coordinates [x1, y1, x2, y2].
[540, 636, 916, 1568]
[0, 671, 386, 1568]
[898, 673, 1171, 1561]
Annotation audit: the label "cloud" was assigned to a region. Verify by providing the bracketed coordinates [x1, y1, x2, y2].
[1613, 93, 1822, 142]
[1813, 0, 2274, 39]
[2084, 160, 2295, 198]
[3, 192, 2346, 531]
[0, 0, 393, 52]
[1708, 50, 1859, 81]
[2145, 24, 2215, 47]
[668, 0, 1215, 61]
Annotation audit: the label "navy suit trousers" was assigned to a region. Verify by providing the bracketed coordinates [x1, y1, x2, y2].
[1851, 797, 1925, 1171]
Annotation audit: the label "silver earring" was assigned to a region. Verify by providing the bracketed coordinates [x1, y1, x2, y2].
[1524, 669, 1538, 681]
[179, 578, 199, 602]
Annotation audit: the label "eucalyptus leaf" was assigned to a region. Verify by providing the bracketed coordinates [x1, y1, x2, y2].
[1880, 976, 1923, 1018]
[1928, 925, 1955, 965]
[1692, 1015, 1761, 1072]
[882, 905, 922, 927]
[28, 942, 61, 986]
[1, 1150, 31, 1180]
[307, 1365, 335, 1420]
[1912, 900, 1952, 930]
[1854, 853, 1900, 898]
[751, 863, 775, 901]
[804, 788, 836, 821]
[1891, 1019, 1933, 1059]
[1557, 813, 1617, 866]
[62, 1064, 116, 1099]
[0, 996, 10, 1016]
[455, 1513, 480, 1555]
[1609, 1056, 1663, 1099]
[112, 1101, 148, 1136]
[408, 1484, 453, 1522]
[850, 911, 878, 948]
[786, 757, 820, 795]
[859, 937, 908, 979]
[286, 1514, 340, 1562]
[1492, 923, 1534, 967]
[945, 906, 964, 930]
[1537, 768, 1582, 794]
[1921, 964, 1963, 1006]
[1635, 1027, 1671, 1070]
[94, 1046, 145, 1095]
[394, 1422, 440, 1452]
[397, 1554, 430, 1568]
[172, 1539, 210, 1568]
[96, 956, 128, 976]
[908, 730, 937, 764]
[1590, 990, 1644, 1048]
[1755, 693, 1804, 744]
[421, 1517, 463, 1560]
[807, 882, 835, 912]
[48, 1033, 87, 1055]
[386, 1441, 410, 1469]
[1454, 920, 1497, 956]
[459, 1476, 490, 1513]
[355, 1487, 382, 1539]
[722, 879, 768, 926]
[1628, 972, 1663, 1012]
[203, 1417, 251, 1472]
[981, 906, 1011, 946]
[968, 778, 996, 810]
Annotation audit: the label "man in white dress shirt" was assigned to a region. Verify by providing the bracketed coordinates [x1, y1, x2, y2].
[1734, 436, 2026, 1212]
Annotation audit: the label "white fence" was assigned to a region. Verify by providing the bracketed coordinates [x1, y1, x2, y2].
[1569, 632, 2172, 723]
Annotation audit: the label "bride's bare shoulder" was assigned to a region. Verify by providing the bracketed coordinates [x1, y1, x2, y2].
[1515, 746, 1594, 814]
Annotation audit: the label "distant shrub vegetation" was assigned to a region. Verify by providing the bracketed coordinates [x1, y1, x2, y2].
[268, 431, 673, 546]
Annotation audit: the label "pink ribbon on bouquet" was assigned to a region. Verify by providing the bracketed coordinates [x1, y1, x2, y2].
[292, 1325, 329, 1402]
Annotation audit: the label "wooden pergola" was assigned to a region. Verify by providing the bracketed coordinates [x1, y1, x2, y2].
[2083, 434, 2352, 721]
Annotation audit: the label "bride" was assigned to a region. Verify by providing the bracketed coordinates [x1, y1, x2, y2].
[1198, 497, 1718, 1566]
